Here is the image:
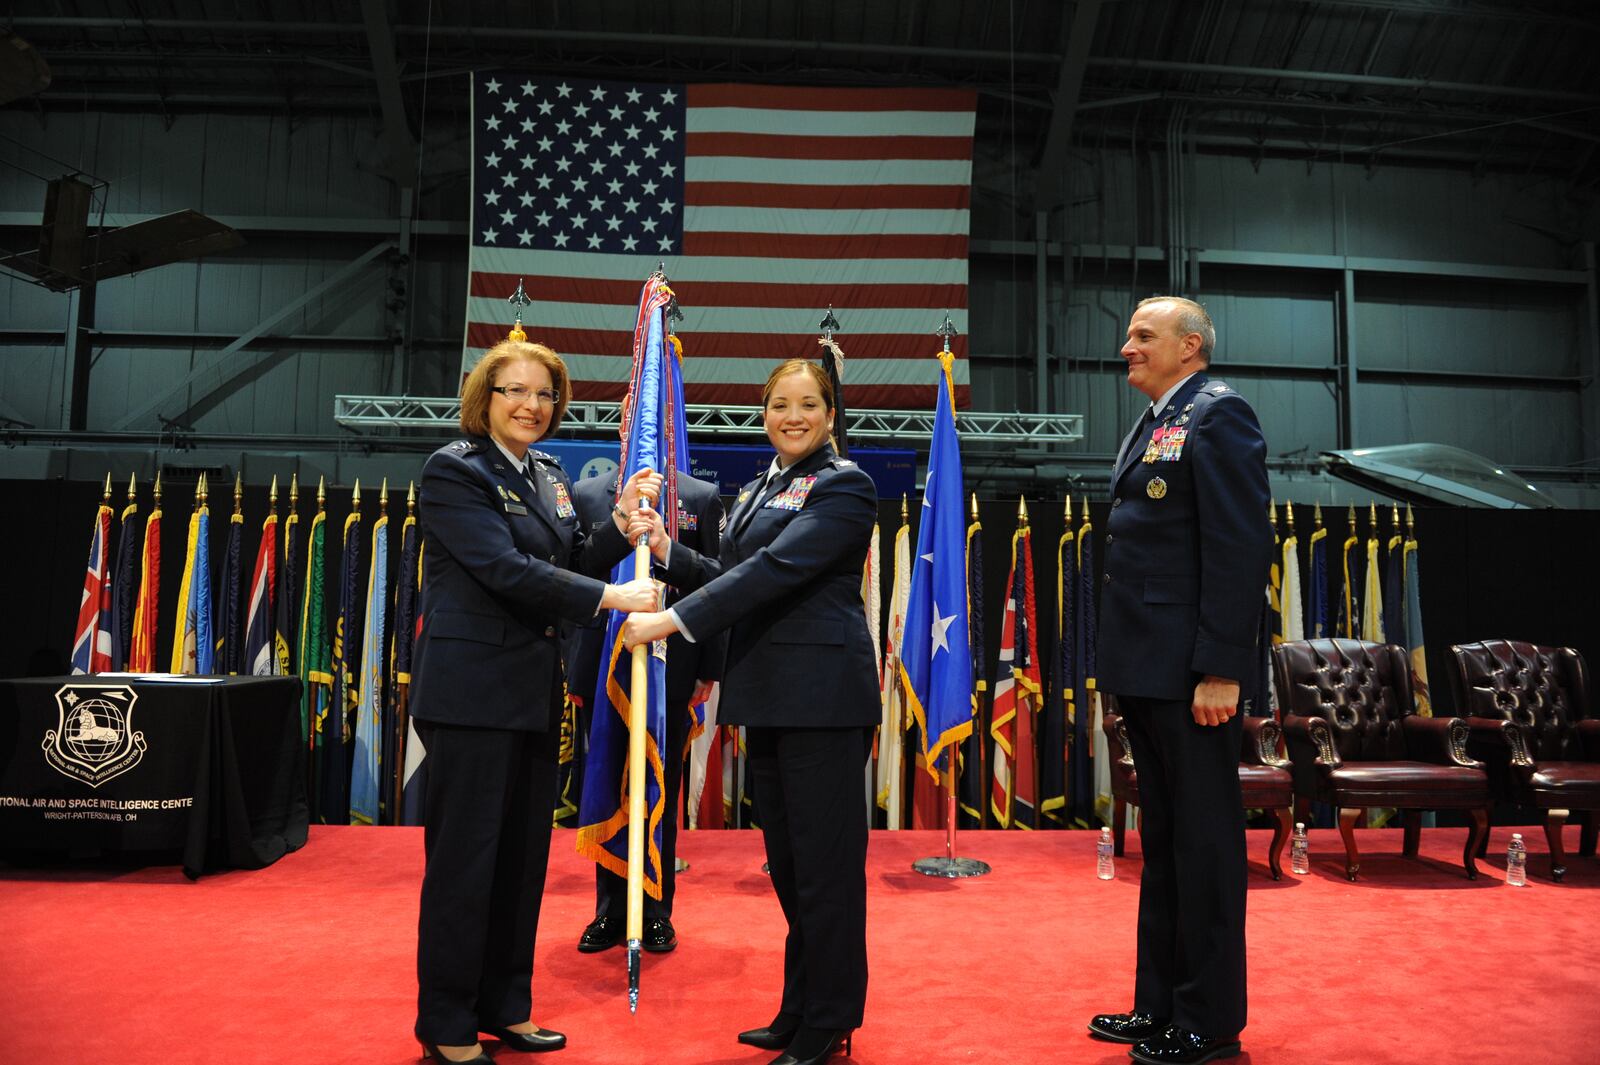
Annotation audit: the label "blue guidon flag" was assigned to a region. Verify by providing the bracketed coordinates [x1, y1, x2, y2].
[576, 275, 691, 898]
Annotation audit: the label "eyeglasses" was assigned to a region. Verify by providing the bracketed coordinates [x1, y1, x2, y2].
[492, 384, 559, 405]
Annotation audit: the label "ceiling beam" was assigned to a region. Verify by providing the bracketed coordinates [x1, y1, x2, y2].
[359, 0, 418, 191]
[1036, 0, 1102, 209]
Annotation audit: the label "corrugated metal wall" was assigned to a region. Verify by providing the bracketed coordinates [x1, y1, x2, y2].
[2, 110, 1593, 481]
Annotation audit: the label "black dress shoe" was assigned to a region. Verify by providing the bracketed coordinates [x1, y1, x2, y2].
[737, 1012, 801, 1050]
[1088, 1010, 1170, 1044]
[417, 1040, 492, 1064]
[1130, 1025, 1240, 1064]
[577, 914, 623, 953]
[768, 1026, 852, 1065]
[484, 1025, 567, 1053]
[642, 916, 677, 953]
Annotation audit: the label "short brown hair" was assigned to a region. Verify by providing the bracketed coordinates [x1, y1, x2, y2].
[459, 340, 572, 438]
[761, 359, 834, 411]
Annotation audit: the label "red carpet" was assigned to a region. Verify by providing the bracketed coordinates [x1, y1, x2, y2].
[2, 825, 1597, 1064]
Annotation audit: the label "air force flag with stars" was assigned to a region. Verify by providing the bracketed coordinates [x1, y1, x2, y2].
[899, 353, 974, 776]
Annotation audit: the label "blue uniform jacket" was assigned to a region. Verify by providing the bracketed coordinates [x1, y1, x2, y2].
[1097, 373, 1273, 705]
[660, 443, 880, 729]
[561, 470, 727, 713]
[409, 435, 631, 732]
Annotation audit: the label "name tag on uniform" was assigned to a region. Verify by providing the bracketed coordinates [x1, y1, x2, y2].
[497, 484, 529, 515]
[765, 475, 818, 511]
[503, 501, 529, 515]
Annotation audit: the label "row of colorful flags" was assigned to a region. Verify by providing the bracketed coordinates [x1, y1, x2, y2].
[1267, 501, 1431, 715]
[71, 473, 424, 827]
[68, 469, 1430, 836]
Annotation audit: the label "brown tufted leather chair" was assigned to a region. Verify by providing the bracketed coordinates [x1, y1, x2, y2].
[1447, 640, 1600, 882]
[1273, 638, 1490, 880]
[1102, 699, 1295, 879]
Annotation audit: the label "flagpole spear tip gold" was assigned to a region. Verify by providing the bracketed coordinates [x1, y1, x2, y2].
[1269, 498, 1278, 527]
[269, 474, 279, 506]
[1406, 502, 1415, 534]
[289, 472, 299, 505]
[1313, 500, 1323, 527]
[353, 478, 362, 507]
[126, 472, 137, 501]
[153, 471, 162, 503]
[102, 473, 112, 501]
[380, 478, 389, 506]
[900, 493, 907, 521]
[1346, 503, 1356, 527]
[407, 481, 416, 508]
[233, 472, 243, 514]
[1064, 494, 1073, 523]
[1285, 501, 1296, 530]
[970, 492, 979, 520]
[316, 475, 326, 507]
[1017, 495, 1028, 523]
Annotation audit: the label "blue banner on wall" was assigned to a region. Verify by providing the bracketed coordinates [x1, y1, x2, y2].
[540, 439, 916, 499]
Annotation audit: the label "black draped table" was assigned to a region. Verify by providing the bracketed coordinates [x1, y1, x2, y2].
[0, 675, 308, 878]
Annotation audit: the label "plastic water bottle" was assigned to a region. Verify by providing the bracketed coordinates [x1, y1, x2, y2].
[1291, 822, 1310, 875]
[1506, 833, 1527, 887]
[1096, 826, 1115, 880]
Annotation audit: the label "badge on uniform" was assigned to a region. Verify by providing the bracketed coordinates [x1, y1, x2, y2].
[548, 477, 576, 519]
[765, 475, 818, 511]
[1146, 476, 1168, 500]
[676, 504, 698, 532]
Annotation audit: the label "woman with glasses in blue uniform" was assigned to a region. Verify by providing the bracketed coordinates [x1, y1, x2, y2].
[409, 338, 661, 1064]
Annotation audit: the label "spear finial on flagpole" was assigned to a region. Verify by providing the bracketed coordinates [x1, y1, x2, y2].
[289, 473, 299, 513]
[316, 475, 326, 511]
[153, 471, 162, 507]
[380, 478, 389, 507]
[507, 278, 531, 342]
[407, 481, 416, 513]
[353, 479, 362, 511]
[901, 493, 908, 522]
[1313, 501, 1323, 528]
[1405, 502, 1416, 536]
[1286, 501, 1296, 532]
[971, 492, 980, 522]
[936, 312, 957, 354]
[820, 304, 840, 341]
[126, 473, 137, 505]
[1269, 497, 1278, 531]
[1065, 494, 1073, 525]
[102, 473, 112, 504]
[1368, 501, 1378, 534]
[233, 473, 244, 516]
[1017, 495, 1029, 526]
[270, 475, 279, 510]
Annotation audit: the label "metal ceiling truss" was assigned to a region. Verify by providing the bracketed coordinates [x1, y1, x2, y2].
[333, 395, 1085, 445]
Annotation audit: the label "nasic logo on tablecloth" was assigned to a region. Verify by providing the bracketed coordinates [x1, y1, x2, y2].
[43, 684, 146, 787]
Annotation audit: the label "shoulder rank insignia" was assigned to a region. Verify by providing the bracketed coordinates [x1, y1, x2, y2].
[529, 448, 559, 466]
[765, 474, 818, 511]
[1209, 383, 1230, 394]
[1146, 476, 1168, 500]
[448, 439, 478, 454]
[833, 458, 857, 468]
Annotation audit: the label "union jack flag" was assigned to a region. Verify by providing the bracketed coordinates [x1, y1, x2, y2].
[71, 502, 115, 675]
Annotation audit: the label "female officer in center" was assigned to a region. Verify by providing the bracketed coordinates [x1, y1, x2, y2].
[408, 338, 661, 1064]
[623, 357, 879, 1065]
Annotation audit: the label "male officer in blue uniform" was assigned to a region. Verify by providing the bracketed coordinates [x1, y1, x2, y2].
[564, 467, 726, 954]
[1088, 297, 1272, 1065]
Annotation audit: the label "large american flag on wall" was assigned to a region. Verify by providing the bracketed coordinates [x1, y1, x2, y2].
[464, 74, 974, 409]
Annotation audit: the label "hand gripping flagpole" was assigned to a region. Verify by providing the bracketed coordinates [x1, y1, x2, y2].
[914, 313, 990, 879]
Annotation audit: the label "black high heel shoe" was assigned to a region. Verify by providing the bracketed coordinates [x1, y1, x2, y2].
[738, 1012, 801, 1051]
[483, 1024, 567, 1052]
[417, 1039, 492, 1064]
[768, 1027, 853, 1065]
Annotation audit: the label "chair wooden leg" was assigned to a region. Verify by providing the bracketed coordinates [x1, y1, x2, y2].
[1113, 798, 1127, 857]
[1477, 820, 1491, 858]
[1579, 811, 1598, 858]
[1268, 806, 1292, 881]
[1338, 807, 1361, 881]
[1544, 809, 1569, 883]
[1464, 808, 1488, 880]
[1402, 809, 1422, 858]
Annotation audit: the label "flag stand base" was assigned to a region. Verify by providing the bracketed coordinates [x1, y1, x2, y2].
[912, 855, 991, 878]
